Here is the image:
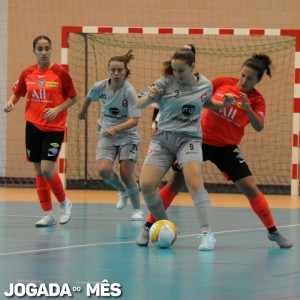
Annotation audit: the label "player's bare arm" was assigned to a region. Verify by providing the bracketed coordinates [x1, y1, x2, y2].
[240, 92, 264, 131]
[136, 86, 164, 109]
[103, 117, 139, 137]
[3, 94, 21, 113]
[203, 93, 234, 110]
[43, 96, 78, 120]
[78, 97, 92, 120]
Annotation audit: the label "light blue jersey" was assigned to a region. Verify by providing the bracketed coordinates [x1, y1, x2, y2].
[87, 79, 141, 138]
[139, 74, 213, 171]
[139, 75, 212, 138]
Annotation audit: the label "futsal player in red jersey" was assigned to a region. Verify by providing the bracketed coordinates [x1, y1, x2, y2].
[136, 54, 293, 249]
[3, 35, 78, 227]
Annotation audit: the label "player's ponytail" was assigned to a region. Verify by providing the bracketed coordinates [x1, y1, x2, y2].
[162, 44, 196, 76]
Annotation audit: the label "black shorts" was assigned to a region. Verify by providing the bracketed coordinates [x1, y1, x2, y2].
[202, 143, 252, 182]
[25, 121, 64, 162]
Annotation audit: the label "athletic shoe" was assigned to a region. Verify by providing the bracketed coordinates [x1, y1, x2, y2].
[116, 191, 128, 209]
[198, 232, 216, 251]
[136, 225, 150, 246]
[131, 209, 144, 221]
[268, 230, 293, 248]
[35, 211, 57, 227]
[59, 198, 72, 225]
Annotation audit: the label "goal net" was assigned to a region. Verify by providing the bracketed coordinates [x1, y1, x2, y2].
[64, 28, 296, 194]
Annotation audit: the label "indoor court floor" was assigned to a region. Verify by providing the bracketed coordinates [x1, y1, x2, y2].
[0, 188, 299, 300]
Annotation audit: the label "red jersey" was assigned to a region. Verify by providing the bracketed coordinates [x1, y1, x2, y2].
[13, 63, 77, 131]
[202, 76, 265, 146]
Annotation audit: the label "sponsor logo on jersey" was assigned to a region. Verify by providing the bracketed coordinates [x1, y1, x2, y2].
[182, 104, 195, 117]
[236, 102, 246, 110]
[46, 82, 59, 87]
[109, 108, 120, 115]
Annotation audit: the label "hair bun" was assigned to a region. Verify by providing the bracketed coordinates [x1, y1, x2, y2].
[183, 45, 192, 50]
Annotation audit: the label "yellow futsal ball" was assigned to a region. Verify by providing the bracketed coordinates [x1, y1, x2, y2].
[149, 220, 178, 248]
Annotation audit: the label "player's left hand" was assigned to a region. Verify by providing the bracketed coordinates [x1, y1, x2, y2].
[103, 127, 117, 137]
[223, 93, 237, 108]
[43, 107, 59, 120]
[240, 92, 250, 109]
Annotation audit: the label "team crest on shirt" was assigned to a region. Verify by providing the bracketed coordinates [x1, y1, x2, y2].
[182, 104, 195, 117]
[122, 99, 128, 107]
[38, 80, 45, 87]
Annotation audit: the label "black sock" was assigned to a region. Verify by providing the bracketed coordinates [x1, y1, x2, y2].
[268, 226, 277, 234]
[145, 222, 153, 229]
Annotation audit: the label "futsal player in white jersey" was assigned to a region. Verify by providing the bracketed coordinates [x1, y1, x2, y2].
[78, 50, 143, 221]
[136, 45, 231, 250]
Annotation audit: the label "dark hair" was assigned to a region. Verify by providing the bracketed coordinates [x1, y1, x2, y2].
[242, 54, 272, 81]
[33, 35, 52, 49]
[162, 44, 196, 76]
[108, 49, 134, 78]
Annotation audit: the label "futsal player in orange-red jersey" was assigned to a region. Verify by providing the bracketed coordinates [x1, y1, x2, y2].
[3, 35, 78, 227]
[136, 54, 293, 249]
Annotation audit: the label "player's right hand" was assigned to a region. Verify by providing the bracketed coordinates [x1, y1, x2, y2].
[147, 86, 164, 100]
[77, 111, 86, 120]
[3, 102, 14, 113]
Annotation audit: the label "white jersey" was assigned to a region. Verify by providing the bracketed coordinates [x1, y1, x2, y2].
[139, 75, 212, 138]
[87, 79, 141, 138]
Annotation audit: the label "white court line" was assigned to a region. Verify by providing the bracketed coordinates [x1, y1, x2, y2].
[0, 223, 298, 257]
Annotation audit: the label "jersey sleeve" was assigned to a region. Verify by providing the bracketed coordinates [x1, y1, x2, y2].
[203, 80, 213, 105]
[138, 76, 167, 99]
[13, 71, 28, 97]
[87, 81, 103, 101]
[251, 94, 266, 121]
[126, 84, 141, 118]
[60, 69, 77, 98]
[212, 76, 228, 92]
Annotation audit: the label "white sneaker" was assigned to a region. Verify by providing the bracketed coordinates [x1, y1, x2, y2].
[131, 209, 144, 221]
[136, 225, 150, 246]
[198, 232, 216, 251]
[268, 230, 293, 248]
[59, 198, 72, 225]
[116, 191, 128, 209]
[35, 211, 57, 227]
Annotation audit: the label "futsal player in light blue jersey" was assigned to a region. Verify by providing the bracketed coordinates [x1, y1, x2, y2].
[78, 50, 143, 221]
[136, 45, 231, 250]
